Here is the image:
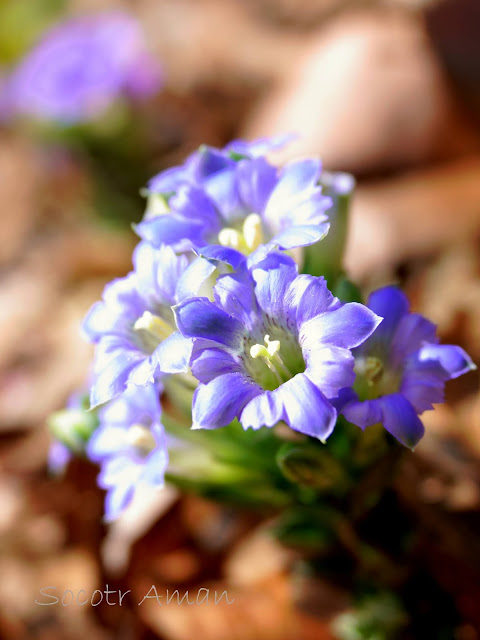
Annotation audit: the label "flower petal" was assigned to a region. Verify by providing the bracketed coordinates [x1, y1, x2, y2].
[242, 374, 338, 439]
[176, 256, 217, 302]
[148, 165, 186, 193]
[377, 393, 425, 449]
[195, 244, 246, 270]
[191, 347, 241, 383]
[192, 373, 261, 429]
[82, 274, 142, 342]
[365, 286, 409, 348]
[304, 345, 355, 399]
[98, 454, 141, 488]
[240, 390, 284, 430]
[170, 184, 222, 232]
[142, 447, 169, 486]
[104, 480, 136, 522]
[90, 340, 145, 406]
[400, 344, 476, 413]
[226, 133, 296, 157]
[389, 313, 438, 366]
[341, 396, 382, 430]
[236, 157, 278, 214]
[416, 344, 476, 379]
[135, 214, 206, 251]
[175, 298, 244, 350]
[301, 303, 382, 350]
[152, 332, 193, 374]
[251, 254, 298, 320]
[87, 425, 128, 461]
[271, 374, 337, 440]
[203, 167, 243, 223]
[133, 242, 188, 307]
[285, 274, 338, 328]
[281, 192, 331, 227]
[213, 270, 258, 327]
[98, 384, 161, 426]
[400, 359, 446, 413]
[264, 159, 322, 219]
[189, 146, 235, 181]
[272, 223, 330, 250]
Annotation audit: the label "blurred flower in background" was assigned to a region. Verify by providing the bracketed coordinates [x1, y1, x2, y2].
[0, 11, 162, 125]
[87, 383, 168, 522]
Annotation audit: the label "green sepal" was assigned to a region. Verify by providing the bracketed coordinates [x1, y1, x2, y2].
[301, 171, 354, 284]
[47, 406, 98, 455]
[271, 506, 339, 552]
[276, 442, 352, 494]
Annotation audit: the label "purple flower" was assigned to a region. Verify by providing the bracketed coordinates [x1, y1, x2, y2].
[146, 134, 294, 195]
[83, 243, 212, 407]
[174, 254, 381, 440]
[48, 440, 72, 475]
[338, 286, 476, 449]
[1, 11, 162, 124]
[87, 384, 168, 521]
[138, 140, 332, 257]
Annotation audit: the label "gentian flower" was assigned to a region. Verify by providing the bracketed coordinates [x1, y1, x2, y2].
[87, 384, 168, 521]
[145, 134, 294, 196]
[83, 242, 212, 407]
[138, 142, 332, 258]
[338, 286, 476, 449]
[1, 11, 162, 124]
[174, 254, 382, 440]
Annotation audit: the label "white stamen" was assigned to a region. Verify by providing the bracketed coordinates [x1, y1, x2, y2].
[264, 334, 280, 357]
[243, 213, 263, 251]
[125, 424, 156, 455]
[218, 228, 242, 250]
[134, 311, 173, 342]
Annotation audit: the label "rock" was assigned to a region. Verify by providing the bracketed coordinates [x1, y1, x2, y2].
[245, 8, 480, 174]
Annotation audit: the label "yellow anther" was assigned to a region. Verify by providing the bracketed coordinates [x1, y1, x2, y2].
[243, 213, 263, 251]
[355, 356, 384, 387]
[134, 311, 173, 343]
[364, 356, 383, 385]
[125, 424, 157, 455]
[218, 228, 242, 250]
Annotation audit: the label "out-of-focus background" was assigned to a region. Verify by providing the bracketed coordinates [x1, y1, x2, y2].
[0, 0, 480, 638]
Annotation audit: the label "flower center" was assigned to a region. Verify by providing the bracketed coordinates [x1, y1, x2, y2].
[356, 356, 384, 385]
[218, 213, 264, 254]
[247, 334, 296, 390]
[125, 424, 157, 457]
[353, 355, 401, 400]
[134, 311, 174, 352]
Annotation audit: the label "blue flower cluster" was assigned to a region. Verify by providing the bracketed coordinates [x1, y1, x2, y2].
[81, 136, 475, 519]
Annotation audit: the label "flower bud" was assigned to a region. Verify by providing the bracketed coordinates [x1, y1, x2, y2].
[47, 407, 98, 455]
[276, 443, 350, 493]
[302, 171, 355, 284]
